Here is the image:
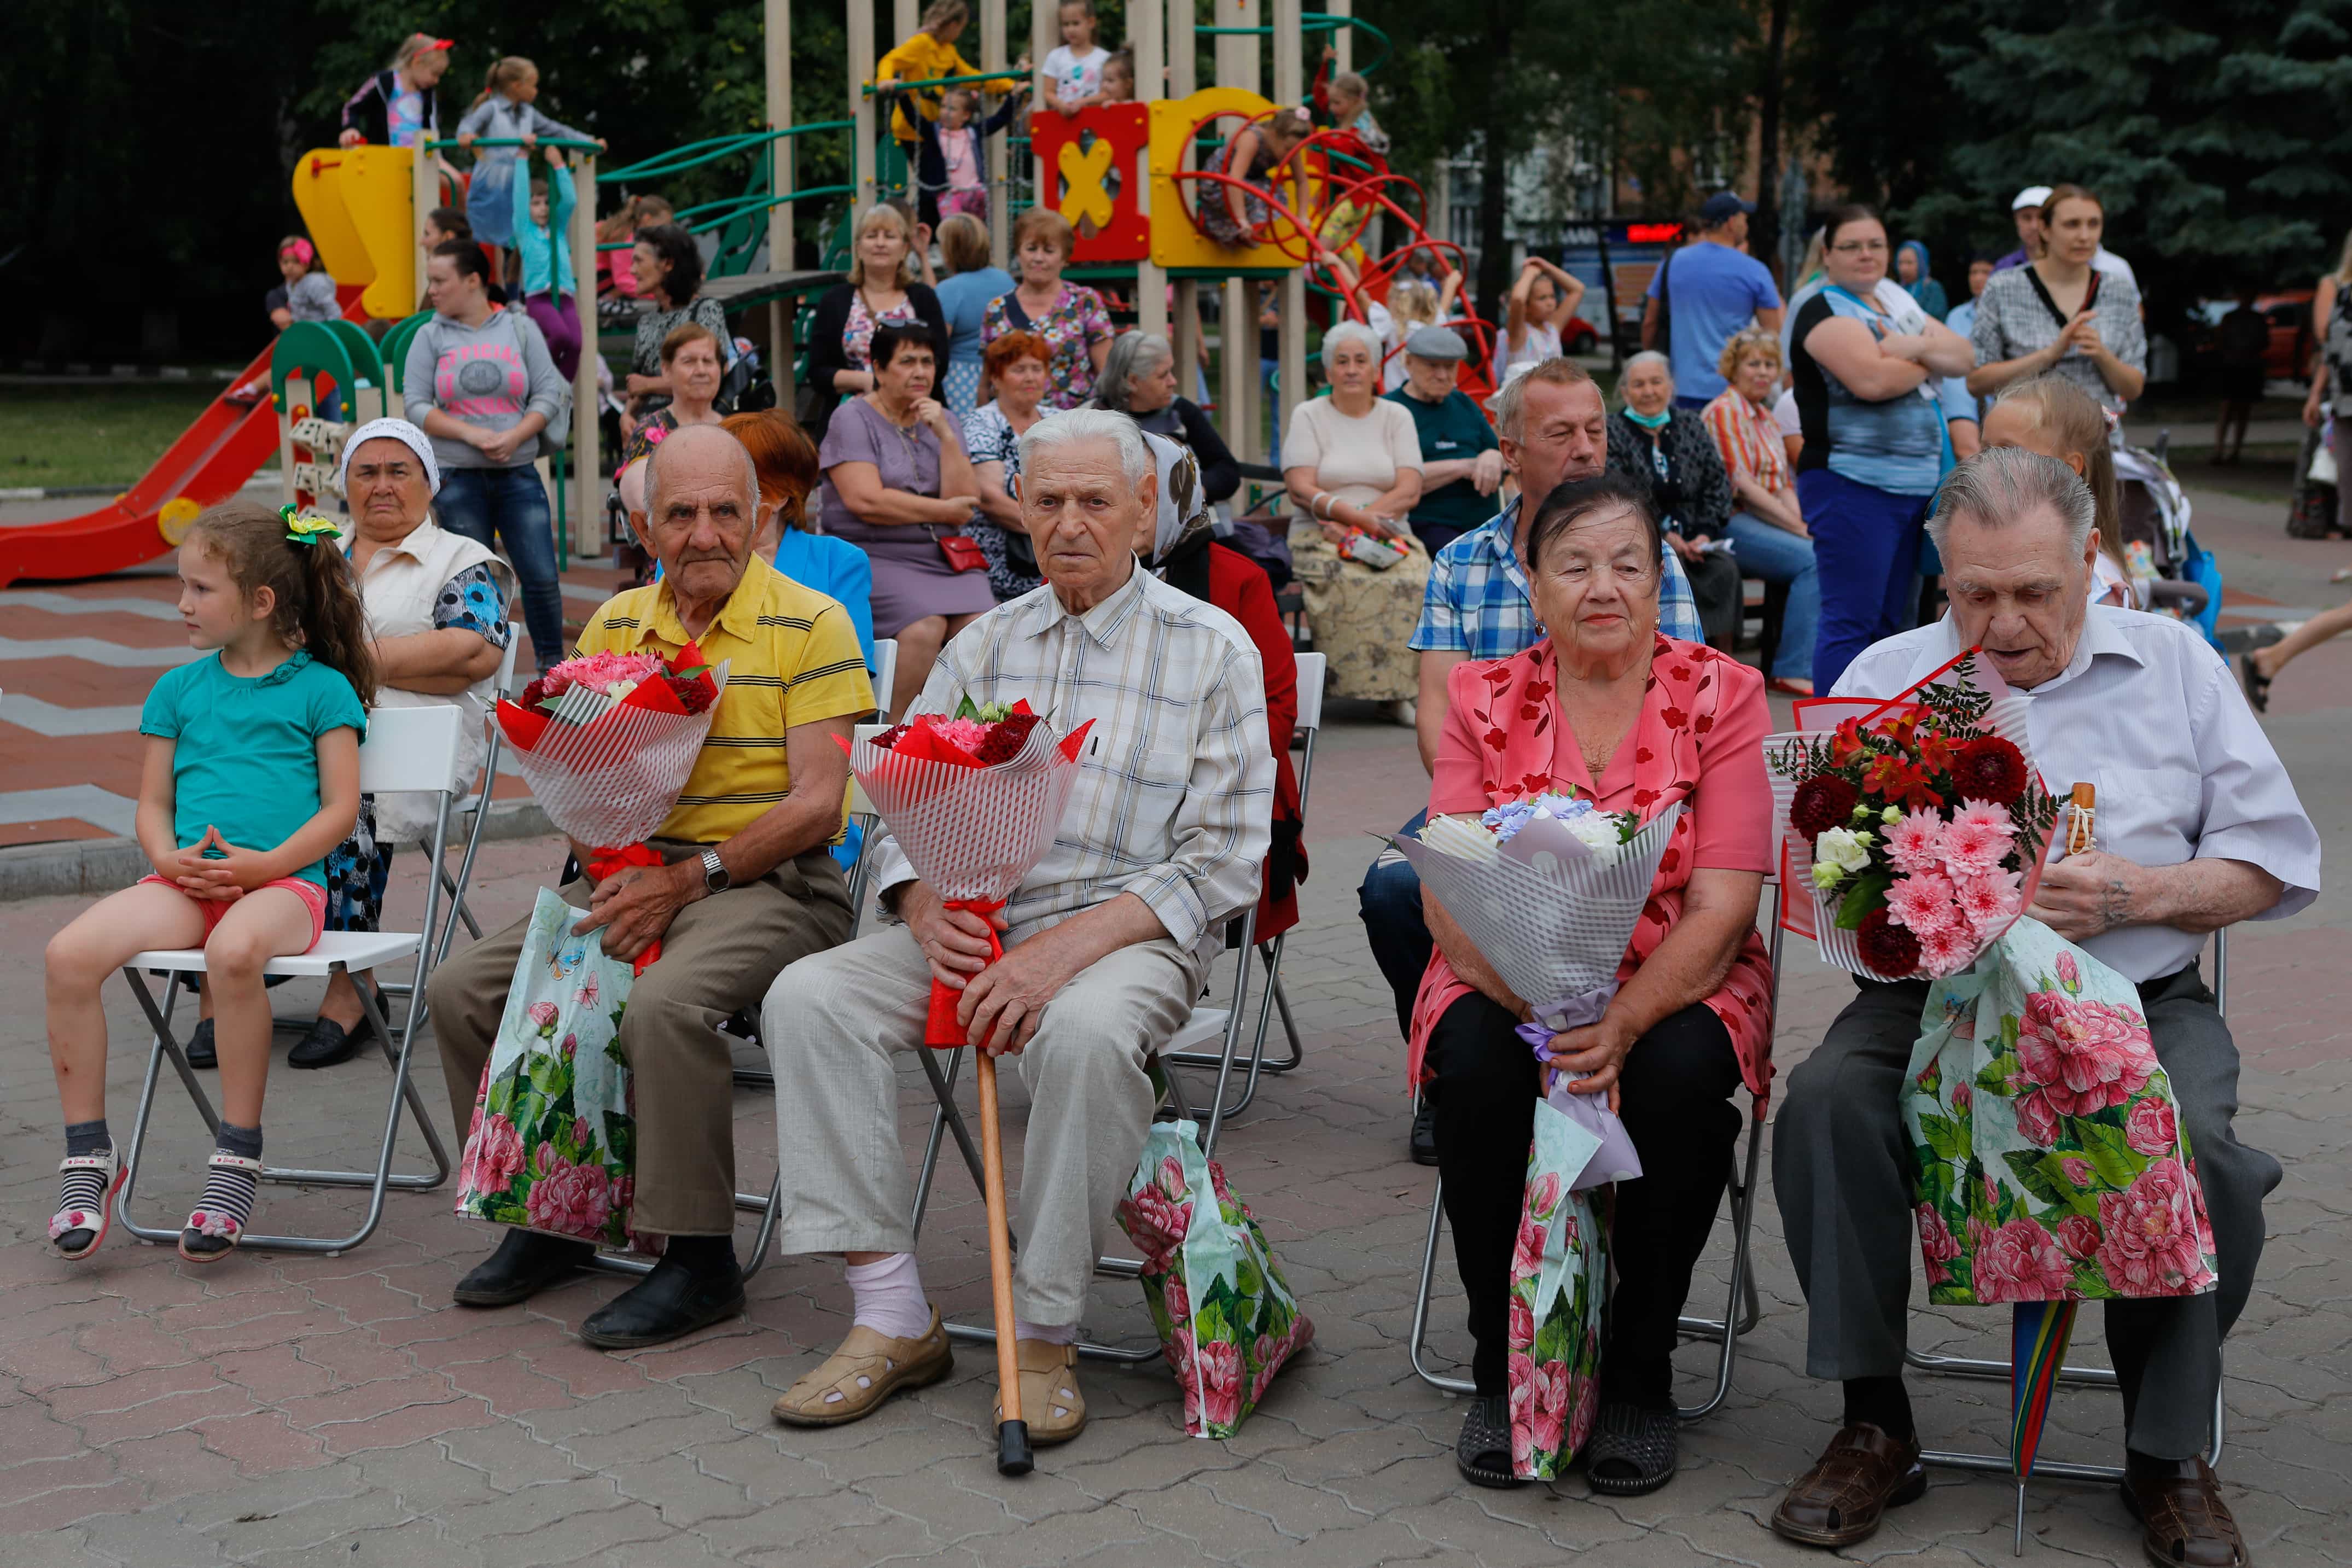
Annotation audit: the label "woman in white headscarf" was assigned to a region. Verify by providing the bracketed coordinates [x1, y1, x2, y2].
[1133, 432, 1308, 937]
[190, 419, 515, 1072]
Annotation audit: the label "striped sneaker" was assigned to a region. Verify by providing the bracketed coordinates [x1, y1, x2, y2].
[50, 1147, 124, 1260]
[178, 1151, 263, 1263]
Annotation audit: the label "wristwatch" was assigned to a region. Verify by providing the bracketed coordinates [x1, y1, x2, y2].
[698, 847, 731, 894]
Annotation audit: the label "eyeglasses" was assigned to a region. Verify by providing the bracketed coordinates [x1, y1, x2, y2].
[1831, 239, 1890, 254]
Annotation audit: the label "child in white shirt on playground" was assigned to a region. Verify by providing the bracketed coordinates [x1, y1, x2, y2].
[1042, 0, 1111, 116]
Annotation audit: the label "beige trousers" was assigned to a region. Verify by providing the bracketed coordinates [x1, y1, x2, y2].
[761, 923, 1198, 1324]
[430, 847, 853, 1235]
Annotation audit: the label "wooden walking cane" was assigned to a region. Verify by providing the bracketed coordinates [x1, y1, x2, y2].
[975, 1047, 1033, 1476]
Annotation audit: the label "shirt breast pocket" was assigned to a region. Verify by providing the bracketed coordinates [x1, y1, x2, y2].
[2096, 765, 2204, 867]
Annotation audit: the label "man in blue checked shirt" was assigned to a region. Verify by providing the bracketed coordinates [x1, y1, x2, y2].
[1363, 357, 1704, 1163]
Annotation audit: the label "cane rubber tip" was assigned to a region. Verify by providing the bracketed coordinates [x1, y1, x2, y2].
[998, 1420, 1033, 1476]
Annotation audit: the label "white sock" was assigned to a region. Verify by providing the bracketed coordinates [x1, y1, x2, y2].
[1012, 1316, 1079, 1346]
[845, 1252, 932, 1340]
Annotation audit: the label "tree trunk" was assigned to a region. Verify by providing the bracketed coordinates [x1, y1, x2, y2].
[1752, 0, 1790, 288]
[1474, 0, 1515, 325]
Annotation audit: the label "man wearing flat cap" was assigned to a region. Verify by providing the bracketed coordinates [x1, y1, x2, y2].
[1383, 324, 1503, 559]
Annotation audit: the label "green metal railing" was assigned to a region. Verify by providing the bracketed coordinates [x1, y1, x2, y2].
[1198, 15, 1392, 75]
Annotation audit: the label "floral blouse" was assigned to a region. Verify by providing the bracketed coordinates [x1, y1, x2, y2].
[1408, 634, 1778, 1098]
[842, 292, 920, 377]
[981, 283, 1113, 409]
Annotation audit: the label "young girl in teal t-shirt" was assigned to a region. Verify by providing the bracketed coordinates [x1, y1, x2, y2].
[43, 502, 375, 1267]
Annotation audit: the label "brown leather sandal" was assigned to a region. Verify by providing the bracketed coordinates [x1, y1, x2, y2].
[771, 1310, 952, 1427]
[2121, 1458, 2249, 1568]
[1770, 1424, 1927, 1548]
[992, 1339, 1087, 1445]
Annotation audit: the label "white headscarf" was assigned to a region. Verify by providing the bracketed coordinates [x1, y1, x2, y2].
[1143, 432, 1213, 561]
[336, 416, 442, 497]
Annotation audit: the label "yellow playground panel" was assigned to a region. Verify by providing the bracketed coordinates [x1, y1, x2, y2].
[289, 145, 420, 319]
[1147, 88, 1321, 273]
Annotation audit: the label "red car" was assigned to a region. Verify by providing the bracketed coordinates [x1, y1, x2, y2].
[2188, 289, 2314, 383]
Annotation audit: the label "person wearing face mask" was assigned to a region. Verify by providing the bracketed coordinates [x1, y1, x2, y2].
[1773, 447, 2317, 1568]
[1784, 205, 1976, 691]
[1605, 351, 1742, 651]
[1365, 358, 1705, 1165]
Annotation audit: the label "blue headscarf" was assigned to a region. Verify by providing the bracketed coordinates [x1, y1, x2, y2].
[1897, 241, 1949, 322]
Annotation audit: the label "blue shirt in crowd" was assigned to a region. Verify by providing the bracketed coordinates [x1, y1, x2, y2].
[1645, 240, 1783, 402]
[1411, 496, 1705, 659]
[138, 650, 368, 890]
[934, 266, 1016, 371]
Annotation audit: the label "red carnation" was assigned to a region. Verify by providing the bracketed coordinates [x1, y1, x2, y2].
[1790, 774, 1860, 843]
[972, 711, 1043, 765]
[1856, 908, 1923, 977]
[871, 722, 912, 750]
[517, 677, 551, 710]
[1952, 736, 2028, 805]
[664, 669, 717, 715]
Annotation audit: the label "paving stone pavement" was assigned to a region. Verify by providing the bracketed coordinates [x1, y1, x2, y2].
[2, 487, 2348, 1566]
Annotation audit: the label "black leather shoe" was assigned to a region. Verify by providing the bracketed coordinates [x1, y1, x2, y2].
[289, 1002, 379, 1069]
[579, 1249, 746, 1350]
[184, 1019, 217, 1069]
[1410, 1096, 1439, 1166]
[452, 1229, 596, 1307]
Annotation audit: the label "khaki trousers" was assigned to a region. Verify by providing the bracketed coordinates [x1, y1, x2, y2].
[762, 923, 1198, 1324]
[430, 847, 853, 1236]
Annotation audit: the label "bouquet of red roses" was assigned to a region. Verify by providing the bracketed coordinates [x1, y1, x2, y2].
[841, 698, 1095, 1046]
[494, 642, 728, 970]
[1763, 650, 2061, 979]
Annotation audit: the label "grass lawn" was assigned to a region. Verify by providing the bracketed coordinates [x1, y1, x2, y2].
[0, 381, 278, 491]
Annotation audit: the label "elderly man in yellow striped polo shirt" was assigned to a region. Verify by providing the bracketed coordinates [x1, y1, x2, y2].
[429, 423, 875, 1350]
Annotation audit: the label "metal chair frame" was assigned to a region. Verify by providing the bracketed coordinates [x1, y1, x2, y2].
[1406, 880, 1788, 1421]
[115, 706, 464, 1256]
[1161, 653, 1326, 1134]
[1911, 928, 2232, 1485]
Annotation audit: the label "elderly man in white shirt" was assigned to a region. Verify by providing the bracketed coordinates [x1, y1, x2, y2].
[760, 408, 1273, 1448]
[1769, 448, 2319, 1567]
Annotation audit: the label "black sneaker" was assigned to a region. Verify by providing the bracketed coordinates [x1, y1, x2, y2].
[184, 1018, 217, 1069]
[1410, 1096, 1439, 1166]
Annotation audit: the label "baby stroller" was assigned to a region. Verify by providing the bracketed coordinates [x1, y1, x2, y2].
[2114, 437, 2225, 652]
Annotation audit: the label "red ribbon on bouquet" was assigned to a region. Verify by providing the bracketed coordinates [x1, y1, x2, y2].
[586, 842, 669, 975]
[925, 895, 1005, 1047]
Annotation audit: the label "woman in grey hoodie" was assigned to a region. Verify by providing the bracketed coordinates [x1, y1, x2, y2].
[404, 240, 572, 671]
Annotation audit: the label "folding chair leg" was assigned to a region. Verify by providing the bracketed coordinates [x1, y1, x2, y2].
[583, 1175, 784, 1279]
[116, 966, 452, 1256]
[1914, 1373, 2226, 1484]
[1674, 1101, 1766, 1421]
[1408, 1174, 1477, 1395]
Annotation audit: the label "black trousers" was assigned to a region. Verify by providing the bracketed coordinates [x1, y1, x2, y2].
[1430, 990, 1744, 1404]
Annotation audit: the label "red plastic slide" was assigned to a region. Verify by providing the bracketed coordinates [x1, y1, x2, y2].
[0, 294, 369, 588]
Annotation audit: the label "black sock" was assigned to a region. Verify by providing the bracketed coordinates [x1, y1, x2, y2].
[1842, 1375, 1916, 1444]
[660, 1233, 736, 1272]
[216, 1121, 264, 1161]
[2125, 1448, 2196, 1480]
[65, 1120, 112, 1158]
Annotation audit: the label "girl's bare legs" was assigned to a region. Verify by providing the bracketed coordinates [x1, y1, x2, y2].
[2249, 597, 2352, 684]
[202, 888, 318, 1127]
[44, 882, 207, 1124]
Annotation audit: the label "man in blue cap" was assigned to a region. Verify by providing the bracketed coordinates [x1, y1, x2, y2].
[1642, 191, 1784, 409]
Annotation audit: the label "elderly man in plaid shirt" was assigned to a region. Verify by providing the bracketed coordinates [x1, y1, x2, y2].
[1367, 358, 1704, 1162]
[760, 409, 1273, 1447]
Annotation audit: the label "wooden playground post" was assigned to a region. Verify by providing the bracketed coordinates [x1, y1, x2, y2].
[1169, 0, 1202, 399]
[1221, 0, 1264, 463]
[1134, 0, 1168, 341]
[766, 0, 794, 400]
[1273, 0, 1307, 450]
[1032, 0, 1056, 211]
[982, 0, 1009, 261]
[852, 0, 879, 221]
[571, 154, 602, 556]
[895, 0, 918, 41]
[410, 140, 437, 313]
[1330, 0, 1352, 72]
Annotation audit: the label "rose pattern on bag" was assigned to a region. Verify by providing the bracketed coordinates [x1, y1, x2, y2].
[1116, 1123, 1313, 1439]
[1902, 918, 2219, 1305]
[1504, 1102, 1606, 1480]
[454, 890, 645, 1253]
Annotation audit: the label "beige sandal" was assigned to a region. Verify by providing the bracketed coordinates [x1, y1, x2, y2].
[772, 1309, 952, 1427]
[993, 1339, 1087, 1445]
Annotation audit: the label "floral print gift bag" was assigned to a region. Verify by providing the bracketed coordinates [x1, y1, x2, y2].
[1505, 1095, 1608, 1480]
[454, 889, 646, 1252]
[1903, 917, 2217, 1307]
[1115, 1121, 1314, 1439]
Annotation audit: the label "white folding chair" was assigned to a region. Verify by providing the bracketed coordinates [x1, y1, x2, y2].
[1908, 928, 2232, 1488]
[1162, 652, 1326, 1138]
[430, 622, 527, 963]
[114, 706, 463, 1256]
[1407, 873, 1784, 1420]
[871, 637, 898, 727]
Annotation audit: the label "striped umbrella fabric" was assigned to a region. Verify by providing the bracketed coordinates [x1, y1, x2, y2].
[2009, 1299, 2080, 1555]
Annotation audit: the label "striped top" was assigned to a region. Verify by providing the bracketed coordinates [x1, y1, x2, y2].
[573, 553, 876, 844]
[1700, 388, 1790, 496]
[867, 566, 1274, 961]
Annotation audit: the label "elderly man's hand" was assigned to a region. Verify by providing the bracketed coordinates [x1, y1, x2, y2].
[1542, 1013, 1639, 1114]
[901, 882, 1005, 990]
[957, 923, 1087, 1057]
[574, 860, 694, 963]
[2027, 850, 2145, 942]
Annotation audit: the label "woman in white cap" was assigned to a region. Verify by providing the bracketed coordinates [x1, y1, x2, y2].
[185, 419, 515, 1072]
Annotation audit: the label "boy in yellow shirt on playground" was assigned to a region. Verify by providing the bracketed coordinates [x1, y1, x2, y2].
[876, 0, 1026, 145]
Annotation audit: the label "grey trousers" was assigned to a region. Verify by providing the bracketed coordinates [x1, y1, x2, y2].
[430, 847, 853, 1237]
[1774, 964, 2281, 1459]
[761, 923, 1199, 1324]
